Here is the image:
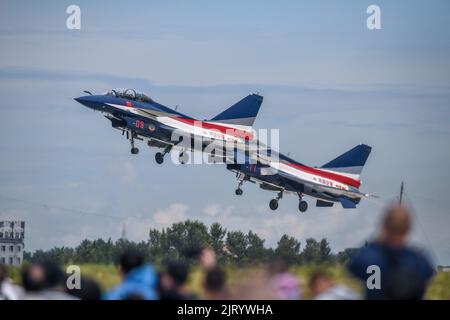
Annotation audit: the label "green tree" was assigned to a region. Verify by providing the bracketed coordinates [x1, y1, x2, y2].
[246, 230, 268, 262]
[23, 220, 343, 268]
[165, 220, 211, 259]
[301, 238, 333, 264]
[274, 234, 301, 264]
[301, 238, 320, 263]
[209, 222, 226, 256]
[318, 238, 332, 263]
[225, 231, 248, 262]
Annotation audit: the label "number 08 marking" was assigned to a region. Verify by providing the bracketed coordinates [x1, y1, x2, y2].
[135, 120, 144, 129]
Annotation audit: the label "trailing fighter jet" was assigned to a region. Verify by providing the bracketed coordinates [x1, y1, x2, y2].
[75, 89, 373, 212]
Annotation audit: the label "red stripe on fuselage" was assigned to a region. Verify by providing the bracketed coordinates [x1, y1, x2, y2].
[286, 162, 361, 188]
[170, 117, 253, 140]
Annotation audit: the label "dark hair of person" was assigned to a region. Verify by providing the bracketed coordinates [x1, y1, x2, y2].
[119, 249, 145, 275]
[167, 261, 189, 286]
[204, 267, 226, 292]
[66, 277, 102, 300]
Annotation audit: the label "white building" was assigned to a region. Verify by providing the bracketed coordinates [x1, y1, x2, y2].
[0, 221, 25, 266]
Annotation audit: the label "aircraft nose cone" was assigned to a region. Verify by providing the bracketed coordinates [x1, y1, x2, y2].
[74, 95, 98, 109]
[74, 96, 89, 105]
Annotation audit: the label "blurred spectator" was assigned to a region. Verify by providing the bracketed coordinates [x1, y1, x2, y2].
[103, 249, 158, 300]
[21, 261, 77, 300]
[0, 264, 23, 300]
[158, 261, 197, 300]
[203, 267, 228, 300]
[198, 246, 217, 270]
[66, 277, 101, 300]
[348, 205, 435, 299]
[228, 269, 277, 299]
[309, 271, 359, 300]
[268, 258, 302, 300]
[183, 246, 217, 270]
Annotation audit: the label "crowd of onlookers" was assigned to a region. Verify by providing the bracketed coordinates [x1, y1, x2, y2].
[0, 205, 436, 300]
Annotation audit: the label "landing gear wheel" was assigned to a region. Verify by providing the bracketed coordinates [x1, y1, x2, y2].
[155, 152, 164, 164]
[235, 188, 243, 196]
[269, 199, 279, 211]
[131, 147, 139, 155]
[299, 200, 308, 213]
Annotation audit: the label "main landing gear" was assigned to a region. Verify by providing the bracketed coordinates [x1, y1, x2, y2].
[155, 152, 164, 164]
[269, 191, 283, 211]
[155, 145, 172, 165]
[298, 193, 308, 213]
[267, 192, 308, 212]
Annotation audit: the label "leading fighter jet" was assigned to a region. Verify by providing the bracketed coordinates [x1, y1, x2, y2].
[75, 89, 373, 212]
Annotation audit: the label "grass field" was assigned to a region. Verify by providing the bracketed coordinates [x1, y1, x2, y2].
[8, 263, 449, 299]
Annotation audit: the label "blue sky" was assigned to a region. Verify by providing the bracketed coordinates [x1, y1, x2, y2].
[0, 1, 449, 264]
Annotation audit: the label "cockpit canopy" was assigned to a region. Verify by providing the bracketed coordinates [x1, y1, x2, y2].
[105, 88, 153, 103]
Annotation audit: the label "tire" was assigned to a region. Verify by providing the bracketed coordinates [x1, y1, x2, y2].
[235, 188, 243, 196]
[269, 199, 278, 211]
[131, 147, 139, 155]
[155, 152, 164, 164]
[299, 200, 308, 212]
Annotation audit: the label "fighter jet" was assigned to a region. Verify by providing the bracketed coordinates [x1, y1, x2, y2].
[75, 88, 373, 212]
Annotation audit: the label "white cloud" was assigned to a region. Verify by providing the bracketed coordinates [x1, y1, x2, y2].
[202, 203, 235, 218]
[152, 203, 189, 228]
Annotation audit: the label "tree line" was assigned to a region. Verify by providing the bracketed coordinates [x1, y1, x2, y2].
[24, 220, 359, 266]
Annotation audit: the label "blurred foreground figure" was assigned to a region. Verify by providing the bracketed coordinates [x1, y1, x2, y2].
[268, 258, 302, 300]
[103, 249, 158, 300]
[21, 261, 77, 300]
[158, 261, 197, 300]
[0, 264, 23, 300]
[203, 267, 228, 300]
[348, 205, 435, 299]
[229, 269, 278, 299]
[198, 246, 217, 270]
[309, 271, 359, 300]
[66, 277, 101, 300]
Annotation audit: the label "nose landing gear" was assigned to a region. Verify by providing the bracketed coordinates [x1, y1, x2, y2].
[128, 131, 139, 155]
[235, 180, 244, 196]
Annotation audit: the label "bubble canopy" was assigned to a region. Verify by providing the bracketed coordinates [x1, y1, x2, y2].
[105, 88, 153, 103]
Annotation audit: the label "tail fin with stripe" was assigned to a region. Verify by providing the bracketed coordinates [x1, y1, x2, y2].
[210, 94, 263, 128]
[320, 144, 372, 182]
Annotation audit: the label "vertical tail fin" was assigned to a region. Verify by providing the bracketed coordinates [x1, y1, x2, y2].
[210, 94, 263, 128]
[320, 144, 372, 181]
